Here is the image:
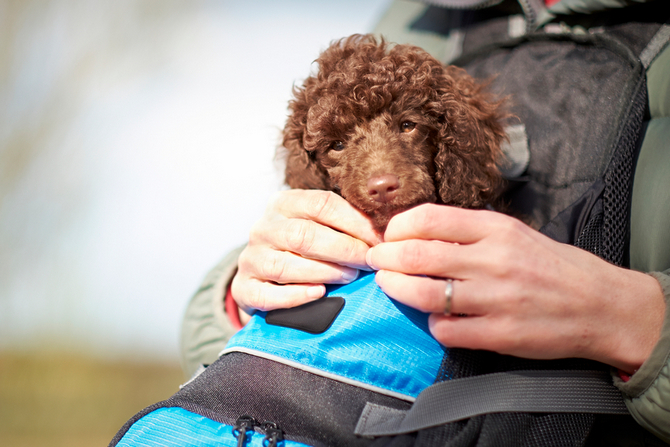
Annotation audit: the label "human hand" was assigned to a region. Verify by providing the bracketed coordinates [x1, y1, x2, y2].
[231, 189, 380, 317]
[366, 204, 665, 374]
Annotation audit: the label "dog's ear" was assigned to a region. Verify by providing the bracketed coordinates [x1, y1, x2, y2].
[281, 85, 330, 191]
[433, 66, 506, 208]
[282, 135, 330, 191]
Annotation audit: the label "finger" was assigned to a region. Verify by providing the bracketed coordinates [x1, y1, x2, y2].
[239, 244, 360, 285]
[251, 216, 371, 270]
[374, 270, 484, 315]
[367, 239, 474, 278]
[384, 204, 523, 244]
[231, 275, 326, 313]
[270, 190, 381, 246]
[428, 313, 557, 359]
[427, 313, 501, 351]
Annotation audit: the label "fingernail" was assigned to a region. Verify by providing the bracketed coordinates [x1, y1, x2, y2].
[307, 285, 325, 300]
[366, 249, 378, 270]
[342, 269, 359, 282]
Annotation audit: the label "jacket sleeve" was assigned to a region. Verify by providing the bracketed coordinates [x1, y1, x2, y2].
[613, 271, 670, 444]
[179, 245, 245, 379]
[617, 39, 670, 442]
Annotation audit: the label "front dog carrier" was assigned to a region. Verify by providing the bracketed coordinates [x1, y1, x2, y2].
[110, 2, 670, 446]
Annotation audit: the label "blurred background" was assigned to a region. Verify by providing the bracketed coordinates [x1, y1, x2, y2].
[0, 0, 389, 444]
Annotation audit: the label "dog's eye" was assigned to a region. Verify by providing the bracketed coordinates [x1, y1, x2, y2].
[400, 121, 416, 133]
[330, 141, 345, 151]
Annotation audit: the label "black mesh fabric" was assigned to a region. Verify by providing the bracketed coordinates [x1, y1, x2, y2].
[574, 75, 647, 266]
[574, 209, 603, 259]
[599, 76, 648, 267]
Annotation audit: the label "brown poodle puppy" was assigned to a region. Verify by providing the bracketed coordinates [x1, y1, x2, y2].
[281, 34, 506, 233]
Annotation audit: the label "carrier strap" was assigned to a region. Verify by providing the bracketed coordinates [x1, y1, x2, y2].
[640, 24, 670, 69]
[354, 369, 628, 437]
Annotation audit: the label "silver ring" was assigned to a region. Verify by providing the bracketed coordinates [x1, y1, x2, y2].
[444, 279, 454, 315]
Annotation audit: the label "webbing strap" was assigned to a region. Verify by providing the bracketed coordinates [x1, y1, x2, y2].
[640, 24, 670, 69]
[354, 370, 628, 437]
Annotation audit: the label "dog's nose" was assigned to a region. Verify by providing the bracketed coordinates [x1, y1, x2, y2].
[368, 174, 400, 203]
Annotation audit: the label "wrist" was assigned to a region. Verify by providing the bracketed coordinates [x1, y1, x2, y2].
[598, 269, 665, 374]
[613, 271, 670, 401]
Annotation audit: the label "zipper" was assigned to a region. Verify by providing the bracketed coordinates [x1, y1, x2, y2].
[517, 0, 546, 32]
[262, 421, 284, 447]
[232, 415, 285, 447]
[233, 415, 258, 447]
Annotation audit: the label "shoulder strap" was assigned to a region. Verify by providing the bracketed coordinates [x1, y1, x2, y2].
[354, 370, 628, 437]
[640, 23, 670, 69]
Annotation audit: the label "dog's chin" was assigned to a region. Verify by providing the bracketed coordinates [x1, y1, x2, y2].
[368, 202, 424, 235]
[371, 213, 392, 235]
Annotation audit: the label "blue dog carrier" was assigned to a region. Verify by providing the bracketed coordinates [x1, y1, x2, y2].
[110, 273, 628, 447]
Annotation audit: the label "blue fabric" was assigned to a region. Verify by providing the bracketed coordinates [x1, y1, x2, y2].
[117, 407, 308, 446]
[224, 272, 446, 399]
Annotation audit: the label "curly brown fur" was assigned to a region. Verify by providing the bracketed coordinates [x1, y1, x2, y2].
[281, 34, 507, 233]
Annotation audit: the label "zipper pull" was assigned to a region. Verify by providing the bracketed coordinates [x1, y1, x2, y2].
[233, 415, 258, 447]
[262, 421, 284, 447]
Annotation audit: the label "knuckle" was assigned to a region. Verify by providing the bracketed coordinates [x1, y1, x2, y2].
[495, 215, 526, 240]
[246, 286, 267, 311]
[284, 219, 316, 254]
[237, 245, 268, 274]
[304, 190, 337, 221]
[236, 248, 251, 270]
[248, 220, 267, 244]
[230, 273, 244, 299]
[488, 248, 515, 278]
[259, 251, 287, 282]
[347, 239, 366, 263]
[231, 274, 266, 311]
[341, 235, 366, 264]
